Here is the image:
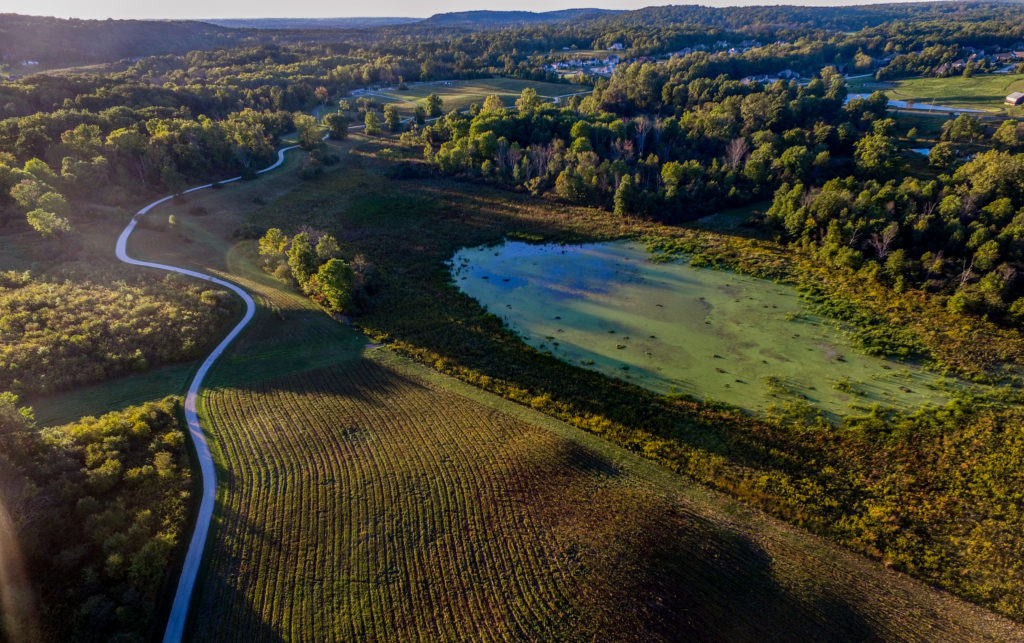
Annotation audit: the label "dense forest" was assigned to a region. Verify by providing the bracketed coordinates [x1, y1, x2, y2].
[6, 4, 1024, 639]
[0, 395, 191, 641]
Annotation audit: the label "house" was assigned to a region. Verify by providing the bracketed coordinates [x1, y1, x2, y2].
[1005, 92, 1024, 106]
[609, 43, 624, 51]
[994, 52, 1014, 62]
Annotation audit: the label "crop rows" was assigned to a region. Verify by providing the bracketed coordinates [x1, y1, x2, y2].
[184, 351, 1023, 641]
[193, 358, 585, 640]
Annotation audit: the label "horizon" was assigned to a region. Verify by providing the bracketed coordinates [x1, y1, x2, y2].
[3, 0, 936, 21]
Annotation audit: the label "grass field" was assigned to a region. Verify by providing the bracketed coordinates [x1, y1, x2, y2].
[364, 77, 589, 115]
[110, 135, 1024, 638]
[873, 73, 1024, 114]
[190, 346, 1021, 640]
[452, 240, 962, 418]
[28, 360, 198, 426]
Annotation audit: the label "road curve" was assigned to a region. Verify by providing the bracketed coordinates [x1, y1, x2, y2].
[115, 142, 302, 643]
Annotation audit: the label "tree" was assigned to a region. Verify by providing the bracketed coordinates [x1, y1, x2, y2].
[10, 179, 45, 210]
[258, 228, 288, 258]
[854, 50, 873, 71]
[867, 221, 900, 260]
[61, 124, 103, 159]
[515, 88, 541, 114]
[944, 114, 983, 142]
[293, 114, 322, 150]
[555, 167, 587, 203]
[287, 232, 318, 286]
[725, 137, 751, 171]
[426, 93, 443, 118]
[314, 86, 329, 104]
[482, 94, 504, 113]
[315, 234, 339, 261]
[929, 141, 956, 170]
[0, 391, 34, 434]
[36, 192, 69, 217]
[364, 111, 382, 136]
[993, 120, 1020, 150]
[413, 105, 426, 126]
[159, 164, 186, 194]
[26, 209, 72, 237]
[614, 174, 636, 216]
[324, 113, 350, 140]
[383, 104, 401, 131]
[854, 132, 903, 179]
[310, 258, 355, 313]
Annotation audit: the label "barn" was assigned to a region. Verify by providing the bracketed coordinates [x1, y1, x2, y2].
[1005, 91, 1024, 106]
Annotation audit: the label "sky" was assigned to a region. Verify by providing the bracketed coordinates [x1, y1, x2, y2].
[2, 0, 921, 20]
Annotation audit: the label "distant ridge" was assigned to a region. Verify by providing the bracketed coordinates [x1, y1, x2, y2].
[0, 14, 266, 67]
[421, 9, 623, 27]
[206, 17, 420, 29]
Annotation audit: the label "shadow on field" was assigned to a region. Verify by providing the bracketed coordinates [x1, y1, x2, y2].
[187, 541, 286, 642]
[536, 479, 880, 638]
[509, 432, 881, 641]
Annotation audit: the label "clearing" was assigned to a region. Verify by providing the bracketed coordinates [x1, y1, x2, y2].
[853, 73, 1024, 114]
[107, 134, 1024, 638]
[364, 77, 587, 114]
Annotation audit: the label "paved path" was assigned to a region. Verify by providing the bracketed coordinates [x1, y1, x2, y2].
[118, 87, 571, 639]
[116, 141, 305, 643]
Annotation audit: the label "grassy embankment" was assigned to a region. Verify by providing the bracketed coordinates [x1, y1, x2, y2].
[101, 128, 1024, 636]
[851, 72, 1024, 115]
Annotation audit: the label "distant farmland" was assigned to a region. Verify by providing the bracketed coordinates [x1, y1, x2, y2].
[871, 73, 1024, 114]
[365, 78, 588, 114]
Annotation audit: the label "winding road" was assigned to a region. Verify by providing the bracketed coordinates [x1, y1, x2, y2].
[119, 88, 579, 641]
[116, 140, 310, 643]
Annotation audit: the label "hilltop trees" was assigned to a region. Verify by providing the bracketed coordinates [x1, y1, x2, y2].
[418, 66, 871, 221]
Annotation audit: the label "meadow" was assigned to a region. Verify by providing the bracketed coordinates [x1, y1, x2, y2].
[108, 135, 1024, 637]
[235, 138, 1024, 622]
[365, 78, 588, 114]
[853, 73, 1024, 114]
[452, 240, 960, 418]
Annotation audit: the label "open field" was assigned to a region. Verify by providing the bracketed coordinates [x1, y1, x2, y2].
[364, 77, 588, 114]
[109, 135, 1024, 638]
[239, 139, 1024, 622]
[452, 240, 962, 418]
[191, 347, 1024, 640]
[28, 361, 198, 426]
[872, 73, 1024, 114]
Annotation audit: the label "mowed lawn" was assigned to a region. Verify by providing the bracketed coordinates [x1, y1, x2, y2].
[365, 77, 589, 114]
[884, 73, 1024, 113]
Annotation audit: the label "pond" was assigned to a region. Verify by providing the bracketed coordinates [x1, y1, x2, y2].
[450, 240, 958, 418]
